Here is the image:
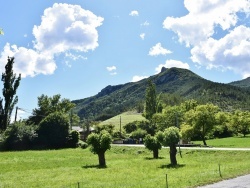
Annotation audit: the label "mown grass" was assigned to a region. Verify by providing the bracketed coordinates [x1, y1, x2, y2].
[100, 111, 146, 130]
[0, 146, 250, 188]
[193, 135, 250, 148]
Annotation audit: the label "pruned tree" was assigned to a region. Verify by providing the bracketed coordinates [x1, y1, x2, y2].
[156, 126, 181, 165]
[0, 57, 21, 131]
[144, 134, 162, 159]
[87, 131, 112, 167]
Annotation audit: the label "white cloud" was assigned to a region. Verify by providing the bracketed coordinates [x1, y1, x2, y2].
[140, 33, 145, 40]
[0, 43, 56, 77]
[106, 66, 116, 72]
[155, 59, 190, 74]
[163, 0, 250, 78]
[65, 52, 87, 61]
[141, 21, 150, 26]
[149, 43, 172, 56]
[0, 3, 103, 78]
[129, 10, 139, 16]
[131, 75, 148, 82]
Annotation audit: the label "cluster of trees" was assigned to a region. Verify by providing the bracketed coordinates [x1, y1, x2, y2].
[0, 93, 80, 150]
[0, 58, 80, 150]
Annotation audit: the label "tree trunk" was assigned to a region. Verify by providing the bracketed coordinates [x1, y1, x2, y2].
[98, 151, 106, 166]
[153, 148, 159, 159]
[202, 137, 207, 146]
[169, 144, 177, 165]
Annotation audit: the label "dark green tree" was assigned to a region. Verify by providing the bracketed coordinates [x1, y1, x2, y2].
[156, 126, 181, 165]
[87, 131, 112, 166]
[37, 112, 70, 149]
[28, 94, 75, 125]
[144, 134, 162, 159]
[144, 80, 157, 120]
[0, 57, 21, 131]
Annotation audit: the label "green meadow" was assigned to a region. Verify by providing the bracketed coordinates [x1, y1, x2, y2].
[100, 111, 146, 130]
[193, 135, 250, 148]
[0, 145, 250, 188]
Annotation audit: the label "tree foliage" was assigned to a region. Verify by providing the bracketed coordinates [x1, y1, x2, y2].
[28, 94, 75, 125]
[37, 112, 70, 149]
[231, 110, 250, 137]
[87, 131, 112, 166]
[144, 134, 161, 159]
[144, 80, 157, 120]
[0, 57, 21, 131]
[1, 121, 37, 150]
[156, 127, 181, 165]
[184, 103, 219, 145]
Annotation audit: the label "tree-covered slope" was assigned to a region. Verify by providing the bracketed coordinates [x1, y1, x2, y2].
[229, 77, 250, 88]
[72, 67, 250, 120]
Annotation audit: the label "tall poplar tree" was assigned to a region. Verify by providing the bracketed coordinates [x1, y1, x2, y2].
[0, 57, 21, 131]
[144, 80, 157, 120]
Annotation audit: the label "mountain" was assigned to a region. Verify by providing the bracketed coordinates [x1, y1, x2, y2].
[72, 67, 250, 120]
[229, 77, 250, 88]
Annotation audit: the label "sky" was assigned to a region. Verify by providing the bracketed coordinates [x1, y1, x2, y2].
[0, 0, 250, 120]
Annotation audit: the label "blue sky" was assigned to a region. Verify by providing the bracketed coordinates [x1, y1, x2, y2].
[0, 0, 250, 120]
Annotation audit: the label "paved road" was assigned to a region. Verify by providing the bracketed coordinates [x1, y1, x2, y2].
[197, 174, 250, 188]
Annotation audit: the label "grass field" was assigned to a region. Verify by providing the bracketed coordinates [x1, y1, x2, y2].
[0, 146, 250, 188]
[100, 111, 146, 130]
[193, 135, 250, 148]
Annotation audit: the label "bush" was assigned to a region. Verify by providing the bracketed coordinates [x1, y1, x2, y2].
[1, 122, 37, 150]
[78, 140, 88, 149]
[37, 112, 70, 149]
[130, 128, 147, 140]
[68, 130, 80, 148]
[124, 121, 137, 133]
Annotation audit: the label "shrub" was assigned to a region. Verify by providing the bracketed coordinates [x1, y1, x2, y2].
[130, 128, 147, 140]
[78, 140, 88, 149]
[68, 130, 80, 148]
[1, 122, 37, 150]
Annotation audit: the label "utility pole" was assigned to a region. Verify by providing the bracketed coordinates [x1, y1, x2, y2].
[120, 116, 122, 138]
[14, 106, 18, 123]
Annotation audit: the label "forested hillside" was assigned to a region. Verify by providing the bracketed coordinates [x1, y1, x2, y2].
[72, 67, 250, 121]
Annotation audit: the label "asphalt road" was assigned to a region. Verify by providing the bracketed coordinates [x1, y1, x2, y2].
[197, 174, 250, 188]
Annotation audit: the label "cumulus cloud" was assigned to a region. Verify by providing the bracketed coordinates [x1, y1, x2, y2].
[163, 0, 250, 78]
[129, 10, 139, 16]
[131, 75, 148, 82]
[155, 59, 190, 74]
[106, 66, 117, 75]
[149, 43, 172, 56]
[106, 66, 116, 72]
[0, 43, 56, 77]
[0, 3, 103, 77]
[140, 33, 145, 40]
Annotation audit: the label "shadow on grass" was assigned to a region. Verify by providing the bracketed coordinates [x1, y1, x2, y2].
[159, 164, 186, 169]
[82, 164, 107, 169]
[144, 157, 165, 160]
